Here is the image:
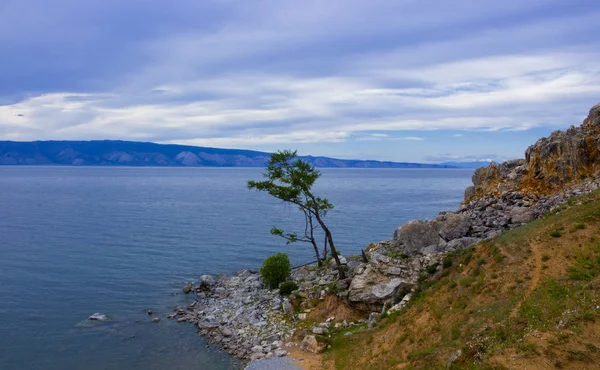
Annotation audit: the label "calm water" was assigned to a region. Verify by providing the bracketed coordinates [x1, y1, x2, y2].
[0, 167, 473, 369]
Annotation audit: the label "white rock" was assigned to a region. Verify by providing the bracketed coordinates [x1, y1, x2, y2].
[88, 313, 109, 321]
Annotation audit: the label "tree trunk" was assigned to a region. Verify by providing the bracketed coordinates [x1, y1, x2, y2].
[322, 234, 329, 260]
[310, 238, 321, 262]
[313, 212, 346, 279]
[307, 212, 321, 262]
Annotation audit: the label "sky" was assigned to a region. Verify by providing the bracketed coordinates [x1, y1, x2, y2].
[0, 0, 599, 163]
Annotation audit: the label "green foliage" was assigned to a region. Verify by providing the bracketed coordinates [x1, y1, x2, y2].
[567, 243, 600, 281]
[279, 281, 299, 296]
[248, 150, 342, 274]
[260, 253, 292, 289]
[542, 254, 550, 262]
[426, 263, 439, 275]
[549, 229, 562, 238]
[442, 255, 453, 268]
[247, 150, 333, 216]
[407, 346, 435, 360]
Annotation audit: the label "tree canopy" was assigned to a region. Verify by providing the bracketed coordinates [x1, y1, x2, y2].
[248, 150, 345, 279]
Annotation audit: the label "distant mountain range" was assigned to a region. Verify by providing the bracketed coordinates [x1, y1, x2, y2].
[439, 161, 493, 168]
[0, 140, 461, 168]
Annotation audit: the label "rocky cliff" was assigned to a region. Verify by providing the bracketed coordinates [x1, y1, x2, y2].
[465, 102, 600, 201]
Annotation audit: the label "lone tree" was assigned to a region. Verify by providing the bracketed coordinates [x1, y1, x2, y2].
[270, 208, 325, 263]
[248, 150, 346, 279]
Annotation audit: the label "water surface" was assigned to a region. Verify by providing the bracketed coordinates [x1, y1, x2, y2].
[0, 167, 473, 369]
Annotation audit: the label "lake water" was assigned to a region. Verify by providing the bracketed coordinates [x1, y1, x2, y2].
[0, 167, 473, 369]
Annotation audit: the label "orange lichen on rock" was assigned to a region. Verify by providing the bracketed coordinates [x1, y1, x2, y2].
[465, 102, 600, 202]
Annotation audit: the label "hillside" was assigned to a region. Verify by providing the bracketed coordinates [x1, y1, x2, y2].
[325, 188, 600, 369]
[0, 140, 453, 168]
[277, 101, 600, 370]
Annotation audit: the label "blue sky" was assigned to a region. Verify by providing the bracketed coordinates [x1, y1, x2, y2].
[0, 0, 599, 162]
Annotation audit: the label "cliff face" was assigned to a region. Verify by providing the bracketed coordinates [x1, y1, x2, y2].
[465, 102, 600, 201]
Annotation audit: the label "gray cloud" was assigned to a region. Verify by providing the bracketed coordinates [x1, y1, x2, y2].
[0, 0, 598, 155]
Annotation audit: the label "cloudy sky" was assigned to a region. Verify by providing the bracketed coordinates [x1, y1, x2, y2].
[0, 0, 599, 162]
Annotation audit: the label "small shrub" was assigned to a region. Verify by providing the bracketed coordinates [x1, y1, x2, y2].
[573, 223, 585, 231]
[585, 343, 597, 352]
[279, 281, 299, 296]
[517, 342, 539, 356]
[407, 346, 435, 360]
[463, 251, 474, 265]
[442, 255, 453, 269]
[450, 325, 461, 340]
[460, 276, 475, 287]
[567, 246, 600, 281]
[542, 254, 550, 262]
[260, 253, 292, 289]
[550, 230, 562, 238]
[426, 263, 439, 275]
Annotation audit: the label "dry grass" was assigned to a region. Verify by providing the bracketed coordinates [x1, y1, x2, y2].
[324, 189, 600, 370]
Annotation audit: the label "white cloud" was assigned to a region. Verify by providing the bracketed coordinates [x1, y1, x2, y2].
[0, 1, 599, 149]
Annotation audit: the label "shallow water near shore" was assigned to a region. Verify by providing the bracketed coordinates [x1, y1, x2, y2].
[0, 167, 472, 369]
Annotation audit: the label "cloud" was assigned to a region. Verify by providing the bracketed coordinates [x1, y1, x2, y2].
[0, 0, 598, 159]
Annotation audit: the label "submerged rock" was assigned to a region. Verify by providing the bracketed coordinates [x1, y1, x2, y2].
[88, 313, 109, 321]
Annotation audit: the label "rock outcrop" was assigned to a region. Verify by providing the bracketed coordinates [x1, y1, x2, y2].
[392, 220, 443, 254]
[465, 102, 600, 201]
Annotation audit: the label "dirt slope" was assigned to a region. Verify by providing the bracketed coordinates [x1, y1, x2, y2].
[323, 190, 600, 370]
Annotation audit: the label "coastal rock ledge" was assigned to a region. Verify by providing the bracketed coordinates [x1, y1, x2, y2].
[173, 269, 295, 360]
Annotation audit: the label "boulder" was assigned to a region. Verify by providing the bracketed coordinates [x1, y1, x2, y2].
[199, 275, 216, 289]
[434, 212, 471, 241]
[300, 335, 327, 354]
[88, 313, 109, 321]
[274, 349, 288, 357]
[348, 264, 413, 311]
[509, 207, 535, 224]
[220, 326, 233, 337]
[445, 237, 481, 251]
[392, 220, 443, 255]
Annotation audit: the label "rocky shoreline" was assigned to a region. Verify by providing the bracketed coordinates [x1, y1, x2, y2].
[171, 173, 600, 363]
[170, 103, 600, 365]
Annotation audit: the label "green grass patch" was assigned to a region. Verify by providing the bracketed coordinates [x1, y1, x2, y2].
[549, 229, 563, 238]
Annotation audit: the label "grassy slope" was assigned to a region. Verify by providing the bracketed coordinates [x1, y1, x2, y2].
[327, 190, 600, 370]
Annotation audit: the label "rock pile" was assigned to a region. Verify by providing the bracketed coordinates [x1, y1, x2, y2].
[173, 270, 295, 360]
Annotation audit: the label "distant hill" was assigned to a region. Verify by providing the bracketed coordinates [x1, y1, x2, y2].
[440, 161, 493, 168]
[0, 140, 455, 168]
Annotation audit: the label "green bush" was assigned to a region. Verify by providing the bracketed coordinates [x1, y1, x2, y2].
[279, 281, 299, 295]
[442, 255, 453, 269]
[260, 253, 292, 289]
[549, 230, 562, 238]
